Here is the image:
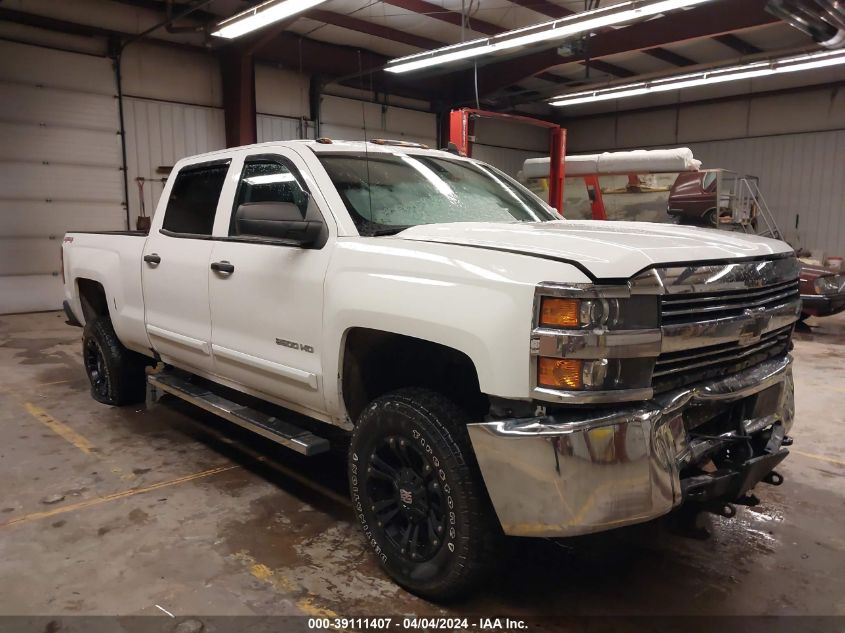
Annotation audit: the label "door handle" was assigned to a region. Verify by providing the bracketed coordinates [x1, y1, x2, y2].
[210, 261, 235, 274]
[144, 253, 161, 265]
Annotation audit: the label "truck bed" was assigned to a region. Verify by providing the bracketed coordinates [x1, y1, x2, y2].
[62, 231, 151, 355]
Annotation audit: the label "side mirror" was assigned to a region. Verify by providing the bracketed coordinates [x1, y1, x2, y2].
[235, 200, 323, 246]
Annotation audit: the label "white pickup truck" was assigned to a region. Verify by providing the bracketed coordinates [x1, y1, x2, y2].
[62, 139, 799, 599]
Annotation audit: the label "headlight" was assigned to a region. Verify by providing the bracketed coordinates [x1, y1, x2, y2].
[814, 275, 842, 295]
[537, 294, 658, 330]
[531, 283, 660, 401]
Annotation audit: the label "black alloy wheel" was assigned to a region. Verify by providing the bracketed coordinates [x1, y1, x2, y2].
[366, 434, 447, 562]
[84, 336, 110, 399]
[349, 388, 500, 600]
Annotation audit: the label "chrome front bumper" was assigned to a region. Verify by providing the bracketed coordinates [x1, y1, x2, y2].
[468, 356, 795, 538]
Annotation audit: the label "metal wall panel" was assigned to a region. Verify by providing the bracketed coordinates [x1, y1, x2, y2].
[567, 85, 845, 153]
[256, 114, 314, 142]
[123, 97, 226, 220]
[255, 64, 309, 118]
[472, 145, 546, 178]
[0, 40, 123, 313]
[686, 130, 845, 256]
[468, 119, 550, 177]
[121, 42, 222, 108]
[319, 96, 436, 146]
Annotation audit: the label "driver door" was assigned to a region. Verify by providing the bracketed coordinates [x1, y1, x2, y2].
[208, 150, 332, 416]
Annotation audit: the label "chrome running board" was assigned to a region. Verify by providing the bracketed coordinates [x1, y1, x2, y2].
[147, 371, 330, 456]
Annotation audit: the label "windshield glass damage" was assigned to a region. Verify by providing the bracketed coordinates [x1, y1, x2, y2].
[318, 152, 558, 236]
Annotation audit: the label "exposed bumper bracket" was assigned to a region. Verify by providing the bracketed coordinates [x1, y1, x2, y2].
[468, 355, 794, 537]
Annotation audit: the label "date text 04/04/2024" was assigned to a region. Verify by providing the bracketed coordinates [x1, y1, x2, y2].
[307, 618, 528, 630]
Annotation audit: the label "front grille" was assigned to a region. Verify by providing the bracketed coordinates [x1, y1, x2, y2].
[660, 279, 800, 326]
[652, 324, 793, 393]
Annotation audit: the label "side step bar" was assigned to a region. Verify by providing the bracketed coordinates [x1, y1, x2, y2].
[147, 372, 330, 456]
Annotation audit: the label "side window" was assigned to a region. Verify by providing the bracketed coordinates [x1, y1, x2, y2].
[702, 172, 718, 191]
[236, 160, 309, 209]
[162, 162, 229, 236]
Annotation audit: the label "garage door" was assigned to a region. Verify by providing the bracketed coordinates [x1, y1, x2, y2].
[0, 41, 125, 314]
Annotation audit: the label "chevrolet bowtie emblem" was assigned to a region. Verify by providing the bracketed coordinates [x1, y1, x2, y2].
[738, 308, 770, 345]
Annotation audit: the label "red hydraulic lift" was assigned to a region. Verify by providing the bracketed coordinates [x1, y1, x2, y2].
[448, 108, 567, 214]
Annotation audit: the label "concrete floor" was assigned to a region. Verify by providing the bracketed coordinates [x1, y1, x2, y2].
[1, 311, 844, 621]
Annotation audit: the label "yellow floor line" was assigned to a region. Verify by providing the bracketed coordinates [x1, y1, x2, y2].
[23, 402, 96, 455]
[237, 552, 339, 620]
[0, 464, 239, 528]
[793, 450, 845, 467]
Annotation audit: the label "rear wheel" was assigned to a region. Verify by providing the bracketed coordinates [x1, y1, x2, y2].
[82, 316, 148, 405]
[349, 388, 499, 601]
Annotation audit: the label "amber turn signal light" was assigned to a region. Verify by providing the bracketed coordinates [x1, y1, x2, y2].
[539, 297, 580, 328]
[537, 357, 583, 390]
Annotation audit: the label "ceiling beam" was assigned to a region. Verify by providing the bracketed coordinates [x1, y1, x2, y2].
[0, 5, 205, 53]
[642, 47, 697, 66]
[381, 0, 503, 36]
[506, 0, 572, 19]
[536, 71, 573, 84]
[255, 32, 444, 102]
[713, 33, 763, 55]
[0, 6, 440, 102]
[303, 9, 444, 50]
[581, 59, 637, 78]
[108, 0, 218, 23]
[506, 0, 697, 69]
[455, 0, 777, 100]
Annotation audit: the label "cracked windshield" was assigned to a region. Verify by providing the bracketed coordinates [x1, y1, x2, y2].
[318, 152, 558, 235]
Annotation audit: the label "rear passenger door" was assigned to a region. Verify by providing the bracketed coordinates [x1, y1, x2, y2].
[208, 151, 332, 416]
[142, 159, 230, 374]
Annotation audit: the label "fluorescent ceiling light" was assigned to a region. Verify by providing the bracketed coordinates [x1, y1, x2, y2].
[212, 0, 326, 39]
[549, 49, 845, 106]
[385, 0, 715, 74]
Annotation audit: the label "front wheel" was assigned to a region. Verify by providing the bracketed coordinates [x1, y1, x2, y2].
[349, 388, 499, 601]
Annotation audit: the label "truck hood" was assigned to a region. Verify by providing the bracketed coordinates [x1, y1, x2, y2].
[390, 220, 793, 280]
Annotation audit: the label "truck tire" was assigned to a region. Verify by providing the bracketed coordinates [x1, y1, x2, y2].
[348, 388, 499, 601]
[82, 316, 148, 406]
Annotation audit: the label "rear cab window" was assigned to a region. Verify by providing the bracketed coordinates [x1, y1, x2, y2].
[161, 160, 230, 236]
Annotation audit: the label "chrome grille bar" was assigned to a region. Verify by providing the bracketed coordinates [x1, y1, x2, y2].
[653, 325, 792, 378]
[661, 280, 800, 325]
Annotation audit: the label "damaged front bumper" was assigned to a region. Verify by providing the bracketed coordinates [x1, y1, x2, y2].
[467, 355, 794, 537]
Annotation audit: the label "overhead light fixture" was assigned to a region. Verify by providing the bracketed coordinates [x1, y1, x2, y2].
[549, 48, 845, 107]
[385, 0, 715, 74]
[212, 0, 327, 39]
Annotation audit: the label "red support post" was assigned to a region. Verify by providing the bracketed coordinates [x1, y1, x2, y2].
[583, 175, 607, 220]
[447, 108, 567, 212]
[449, 109, 469, 157]
[548, 127, 566, 215]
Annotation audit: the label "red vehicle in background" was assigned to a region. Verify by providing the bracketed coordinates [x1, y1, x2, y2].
[800, 264, 845, 318]
[668, 170, 845, 318]
[668, 170, 726, 227]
